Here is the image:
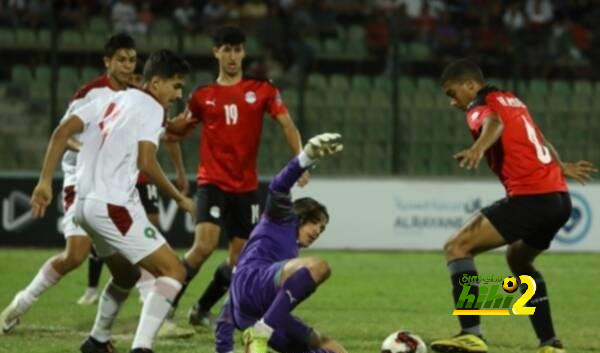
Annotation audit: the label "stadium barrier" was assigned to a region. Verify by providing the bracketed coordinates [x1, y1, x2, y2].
[2, 176, 597, 252]
[292, 179, 598, 252]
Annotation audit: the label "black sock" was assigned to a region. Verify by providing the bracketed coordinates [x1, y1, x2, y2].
[521, 270, 556, 344]
[448, 258, 481, 335]
[87, 247, 103, 288]
[171, 258, 199, 309]
[196, 261, 232, 312]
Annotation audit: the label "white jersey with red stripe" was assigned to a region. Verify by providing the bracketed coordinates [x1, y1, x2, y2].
[60, 75, 117, 187]
[73, 88, 165, 206]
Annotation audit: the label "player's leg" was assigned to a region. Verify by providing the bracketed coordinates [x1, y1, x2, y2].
[135, 183, 161, 303]
[0, 234, 91, 333]
[78, 246, 103, 305]
[244, 257, 332, 353]
[258, 316, 347, 353]
[189, 189, 257, 326]
[81, 252, 140, 353]
[505, 193, 571, 353]
[431, 210, 507, 353]
[132, 243, 186, 351]
[171, 184, 224, 313]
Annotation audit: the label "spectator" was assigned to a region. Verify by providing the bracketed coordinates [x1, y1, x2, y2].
[202, 0, 229, 25]
[503, 1, 526, 32]
[525, 0, 553, 26]
[365, 9, 390, 66]
[240, 0, 268, 20]
[111, 0, 146, 34]
[173, 0, 198, 32]
[138, 1, 155, 30]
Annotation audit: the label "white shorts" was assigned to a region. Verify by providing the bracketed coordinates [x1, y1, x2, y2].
[62, 185, 87, 238]
[74, 197, 166, 264]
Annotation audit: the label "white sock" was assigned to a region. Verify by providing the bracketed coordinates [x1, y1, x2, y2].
[19, 260, 62, 311]
[253, 319, 274, 339]
[90, 280, 131, 342]
[135, 268, 155, 303]
[132, 276, 182, 349]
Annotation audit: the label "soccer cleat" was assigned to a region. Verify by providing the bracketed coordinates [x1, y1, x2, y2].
[187, 305, 215, 329]
[77, 288, 100, 305]
[243, 327, 269, 353]
[537, 340, 566, 353]
[0, 291, 26, 334]
[156, 319, 195, 339]
[80, 337, 117, 353]
[431, 333, 488, 353]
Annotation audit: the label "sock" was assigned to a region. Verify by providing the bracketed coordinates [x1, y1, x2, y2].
[262, 268, 316, 341]
[521, 270, 556, 344]
[135, 268, 155, 303]
[90, 280, 131, 342]
[215, 298, 235, 353]
[196, 261, 232, 312]
[19, 259, 63, 310]
[87, 247, 104, 289]
[448, 258, 481, 336]
[132, 276, 182, 349]
[170, 258, 199, 310]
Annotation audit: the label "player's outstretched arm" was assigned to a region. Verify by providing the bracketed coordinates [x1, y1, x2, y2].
[454, 115, 503, 170]
[164, 139, 188, 195]
[266, 133, 343, 223]
[541, 134, 597, 184]
[276, 113, 311, 187]
[32, 116, 85, 218]
[138, 141, 195, 215]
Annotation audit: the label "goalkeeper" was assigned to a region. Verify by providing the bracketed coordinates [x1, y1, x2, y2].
[215, 133, 347, 353]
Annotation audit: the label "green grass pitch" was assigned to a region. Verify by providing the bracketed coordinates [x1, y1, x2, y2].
[0, 249, 599, 353]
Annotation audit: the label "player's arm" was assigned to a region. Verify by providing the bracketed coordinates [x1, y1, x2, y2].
[266, 133, 343, 223]
[540, 134, 597, 184]
[138, 141, 195, 215]
[164, 110, 197, 141]
[454, 114, 504, 170]
[66, 137, 82, 151]
[164, 139, 189, 195]
[32, 116, 84, 218]
[275, 112, 310, 186]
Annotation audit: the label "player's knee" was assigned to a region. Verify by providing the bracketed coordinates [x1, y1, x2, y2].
[307, 258, 331, 284]
[161, 261, 186, 283]
[506, 252, 532, 275]
[443, 237, 469, 259]
[60, 250, 88, 269]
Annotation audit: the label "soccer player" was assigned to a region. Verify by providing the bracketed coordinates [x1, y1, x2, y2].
[30, 49, 194, 353]
[0, 33, 137, 332]
[170, 25, 308, 326]
[225, 133, 346, 353]
[78, 61, 189, 307]
[430, 59, 596, 353]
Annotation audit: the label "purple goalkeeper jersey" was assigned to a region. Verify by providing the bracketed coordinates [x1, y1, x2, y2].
[230, 156, 306, 319]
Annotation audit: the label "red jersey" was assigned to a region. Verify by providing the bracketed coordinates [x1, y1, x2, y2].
[187, 77, 288, 192]
[466, 88, 567, 196]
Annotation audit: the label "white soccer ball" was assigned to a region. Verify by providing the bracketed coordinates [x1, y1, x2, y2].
[381, 331, 427, 353]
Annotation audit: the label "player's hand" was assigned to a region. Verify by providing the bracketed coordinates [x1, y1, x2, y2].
[175, 172, 189, 195]
[562, 160, 597, 184]
[454, 146, 484, 170]
[177, 195, 196, 216]
[297, 170, 310, 187]
[31, 181, 52, 218]
[304, 133, 343, 159]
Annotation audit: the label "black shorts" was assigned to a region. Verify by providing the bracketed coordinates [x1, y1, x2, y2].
[481, 192, 572, 250]
[136, 183, 159, 215]
[195, 184, 260, 240]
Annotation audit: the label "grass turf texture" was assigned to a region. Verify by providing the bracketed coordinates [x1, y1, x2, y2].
[0, 249, 598, 353]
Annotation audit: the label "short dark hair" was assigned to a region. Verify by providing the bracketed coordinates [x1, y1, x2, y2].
[293, 197, 329, 226]
[213, 26, 245, 47]
[104, 33, 135, 57]
[440, 58, 484, 85]
[143, 49, 191, 82]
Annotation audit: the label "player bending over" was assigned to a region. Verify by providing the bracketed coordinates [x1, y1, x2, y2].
[430, 59, 596, 353]
[30, 50, 194, 353]
[216, 133, 347, 353]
